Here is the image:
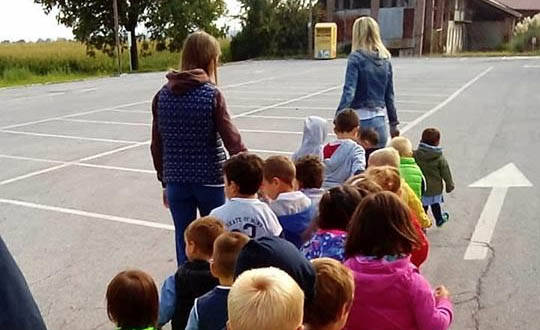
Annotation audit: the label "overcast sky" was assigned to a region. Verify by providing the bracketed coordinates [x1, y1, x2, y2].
[0, 0, 241, 42]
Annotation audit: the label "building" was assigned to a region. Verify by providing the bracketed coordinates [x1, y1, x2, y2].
[497, 0, 540, 17]
[322, 0, 523, 55]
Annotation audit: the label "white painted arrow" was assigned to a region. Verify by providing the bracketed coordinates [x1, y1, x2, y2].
[464, 163, 533, 260]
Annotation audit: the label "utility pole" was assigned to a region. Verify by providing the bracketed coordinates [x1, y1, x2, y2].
[112, 0, 122, 75]
[308, 6, 314, 57]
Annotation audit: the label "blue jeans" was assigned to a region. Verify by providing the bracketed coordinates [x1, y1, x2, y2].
[166, 183, 225, 265]
[360, 116, 388, 148]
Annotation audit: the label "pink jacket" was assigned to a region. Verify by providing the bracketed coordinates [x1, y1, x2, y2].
[344, 255, 453, 330]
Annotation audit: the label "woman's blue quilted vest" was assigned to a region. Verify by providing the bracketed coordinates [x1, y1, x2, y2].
[157, 83, 226, 185]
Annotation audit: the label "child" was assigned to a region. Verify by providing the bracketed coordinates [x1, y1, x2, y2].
[295, 155, 325, 211]
[359, 127, 379, 164]
[323, 109, 366, 188]
[368, 148, 432, 229]
[262, 156, 313, 248]
[304, 258, 355, 330]
[185, 232, 250, 330]
[414, 128, 455, 227]
[365, 166, 429, 268]
[301, 185, 363, 262]
[344, 192, 453, 330]
[390, 136, 425, 199]
[106, 270, 159, 330]
[158, 217, 224, 329]
[210, 152, 283, 239]
[292, 116, 328, 161]
[228, 267, 304, 330]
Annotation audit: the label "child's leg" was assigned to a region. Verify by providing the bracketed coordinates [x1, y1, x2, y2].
[431, 203, 447, 226]
[167, 183, 197, 265]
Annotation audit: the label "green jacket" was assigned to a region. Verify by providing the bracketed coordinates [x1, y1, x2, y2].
[399, 157, 424, 198]
[414, 143, 455, 197]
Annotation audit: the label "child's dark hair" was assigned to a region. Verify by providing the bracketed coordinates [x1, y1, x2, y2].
[106, 270, 158, 329]
[263, 156, 296, 185]
[295, 155, 324, 189]
[360, 128, 379, 146]
[345, 192, 420, 259]
[212, 232, 250, 279]
[224, 152, 264, 195]
[318, 185, 363, 231]
[334, 109, 359, 133]
[185, 216, 226, 257]
[421, 128, 441, 146]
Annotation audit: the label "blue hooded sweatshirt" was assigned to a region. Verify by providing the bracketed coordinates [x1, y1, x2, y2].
[323, 139, 366, 189]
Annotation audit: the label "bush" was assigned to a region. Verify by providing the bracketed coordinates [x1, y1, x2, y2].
[509, 14, 540, 52]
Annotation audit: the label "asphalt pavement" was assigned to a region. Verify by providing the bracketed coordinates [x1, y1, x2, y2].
[0, 56, 539, 329]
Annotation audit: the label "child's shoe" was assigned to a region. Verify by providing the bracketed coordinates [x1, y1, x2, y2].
[436, 212, 450, 227]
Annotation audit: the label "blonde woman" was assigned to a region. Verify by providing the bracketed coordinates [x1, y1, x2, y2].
[150, 31, 247, 265]
[336, 17, 400, 147]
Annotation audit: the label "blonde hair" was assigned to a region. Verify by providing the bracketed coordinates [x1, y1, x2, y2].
[181, 31, 221, 83]
[389, 137, 413, 157]
[351, 17, 391, 59]
[228, 267, 304, 330]
[365, 166, 402, 194]
[368, 147, 400, 168]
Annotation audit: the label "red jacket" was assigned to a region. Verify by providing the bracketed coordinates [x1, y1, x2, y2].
[410, 213, 429, 268]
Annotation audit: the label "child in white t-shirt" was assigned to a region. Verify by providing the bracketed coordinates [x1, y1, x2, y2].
[210, 152, 282, 239]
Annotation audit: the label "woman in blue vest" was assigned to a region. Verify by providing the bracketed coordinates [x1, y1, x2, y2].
[336, 16, 400, 148]
[151, 31, 247, 265]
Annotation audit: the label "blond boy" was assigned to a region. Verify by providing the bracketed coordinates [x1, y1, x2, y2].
[368, 148, 432, 228]
[227, 267, 304, 330]
[389, 137, 425, 199]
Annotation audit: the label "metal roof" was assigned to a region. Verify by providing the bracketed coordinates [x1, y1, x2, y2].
[478, 0, 523, 17]
[496, 0, 540, 11]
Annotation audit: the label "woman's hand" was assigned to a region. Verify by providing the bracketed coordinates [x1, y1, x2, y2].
[390, 125, 400, 138]
[162, 189, 169, 209]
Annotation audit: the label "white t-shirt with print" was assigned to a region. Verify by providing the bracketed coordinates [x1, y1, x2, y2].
[210, 198, 283, 239]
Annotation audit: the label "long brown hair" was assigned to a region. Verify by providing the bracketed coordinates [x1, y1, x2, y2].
[181, 31, 221, 83]
[106, 270, 159, 328]
[345, 192, 420, 259]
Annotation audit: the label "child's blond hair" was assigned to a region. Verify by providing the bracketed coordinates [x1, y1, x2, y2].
[365, 166, 402, 194]
[228, 267, 304, 330]
[367, 147, 400, 168]
[389, 137, 413, 157]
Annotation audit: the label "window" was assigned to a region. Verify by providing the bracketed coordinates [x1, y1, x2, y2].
[352, 0, 370, 9]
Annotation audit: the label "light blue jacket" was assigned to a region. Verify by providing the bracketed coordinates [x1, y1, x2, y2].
[337, 50, 399, 127]
[323, 139, 366, 189]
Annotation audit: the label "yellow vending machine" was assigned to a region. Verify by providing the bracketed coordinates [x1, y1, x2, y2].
[314, 23, 337, 59]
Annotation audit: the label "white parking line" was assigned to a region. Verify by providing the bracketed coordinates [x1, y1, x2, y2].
[59, 118, 151, 127]
[243, 115, 333, 121]
[0, 154, 154, 174]
[402, 66, 493, 134]
[0, 198, 175, 231]
[233, 86, 341, 118]
[240, 129, 302, 135]
[0, 141, 149, 185]
[0, 129, 140, 144]
[250, 149, 294, 155]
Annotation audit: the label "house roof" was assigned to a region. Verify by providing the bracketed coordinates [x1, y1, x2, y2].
[496, 0, 540, 11]
[479, 0, 523, 17]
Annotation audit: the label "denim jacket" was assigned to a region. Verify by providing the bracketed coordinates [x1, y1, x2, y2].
[337, 50, 399, 127]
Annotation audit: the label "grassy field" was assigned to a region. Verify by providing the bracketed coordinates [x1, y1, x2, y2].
[0, 40, 231, 87]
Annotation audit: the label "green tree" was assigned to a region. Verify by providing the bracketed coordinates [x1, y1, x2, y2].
[34, 0, 151, 70]
[145, 0, 227, 51]
[231, 0, 311, 60]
